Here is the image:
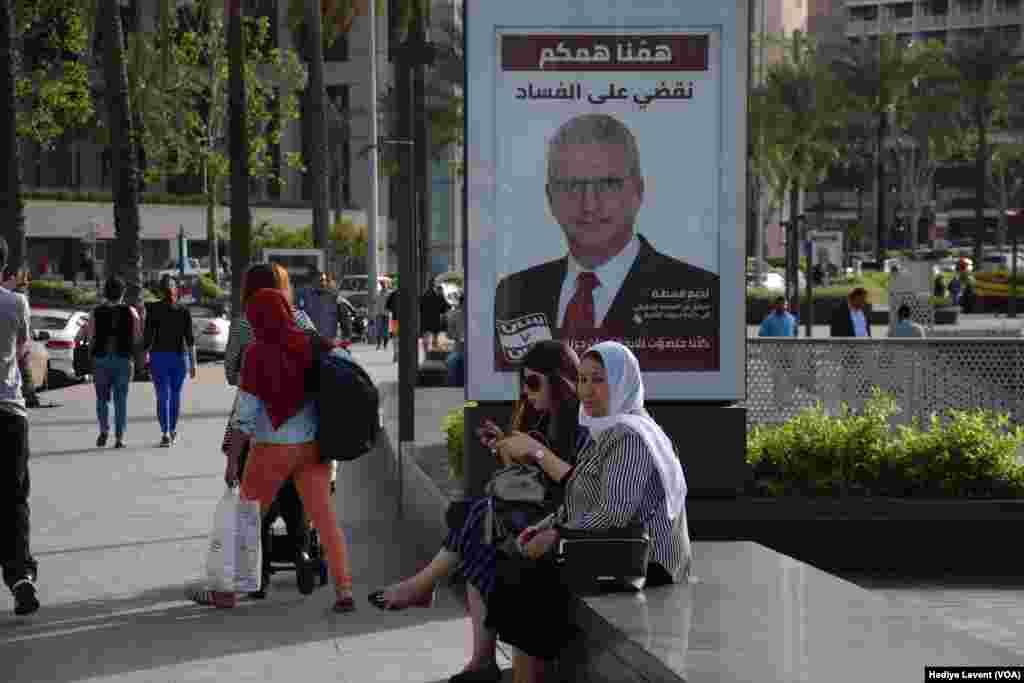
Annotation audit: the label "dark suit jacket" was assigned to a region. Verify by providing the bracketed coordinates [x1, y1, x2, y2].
[494, 235, 720, 371]
[829, 302, 872, 338]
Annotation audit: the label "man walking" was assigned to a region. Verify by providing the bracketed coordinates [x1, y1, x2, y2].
[297, 271, 340, 342]
[0, 237, 39, 615]
[759, 296, 797, 337]
[830, 288, 872, 338]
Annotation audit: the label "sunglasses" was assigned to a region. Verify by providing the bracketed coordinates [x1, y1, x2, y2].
[521, 373, 545, 392]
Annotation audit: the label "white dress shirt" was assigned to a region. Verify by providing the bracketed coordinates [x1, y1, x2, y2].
[556, 236, 641, 328]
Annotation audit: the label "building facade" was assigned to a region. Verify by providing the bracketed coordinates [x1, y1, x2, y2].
[20, 0, 464, 282]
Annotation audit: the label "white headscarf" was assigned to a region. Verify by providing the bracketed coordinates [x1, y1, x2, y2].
[578, 341, 687, 521]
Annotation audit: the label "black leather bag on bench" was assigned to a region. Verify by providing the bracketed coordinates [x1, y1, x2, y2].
[555, 523, 651, 594]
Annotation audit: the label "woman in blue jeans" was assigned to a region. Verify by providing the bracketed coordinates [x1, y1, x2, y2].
[80, 277, 143, 448]
[144, 275, 196, 447]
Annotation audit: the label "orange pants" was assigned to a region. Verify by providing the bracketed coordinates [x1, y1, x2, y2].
[240, 441, 351, 591]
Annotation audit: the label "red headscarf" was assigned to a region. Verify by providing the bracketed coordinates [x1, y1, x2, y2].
[241, 289, 314, 429]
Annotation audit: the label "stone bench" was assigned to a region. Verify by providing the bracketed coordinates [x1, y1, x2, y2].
[377, 386, 1022, 681]
[558, 541, 1020, 682]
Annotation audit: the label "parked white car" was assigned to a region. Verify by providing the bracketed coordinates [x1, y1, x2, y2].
[31, 309, 89, 380]
[188, 305, 230, 358]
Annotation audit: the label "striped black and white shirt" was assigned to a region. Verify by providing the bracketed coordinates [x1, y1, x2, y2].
[557, 423, 691, 581]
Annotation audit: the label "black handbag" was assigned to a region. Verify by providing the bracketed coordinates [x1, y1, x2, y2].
[73, 340, 93, 377]
[555, 523, 651, 594]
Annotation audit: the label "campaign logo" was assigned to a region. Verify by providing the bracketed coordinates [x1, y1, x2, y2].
[496, 313, 553, 363]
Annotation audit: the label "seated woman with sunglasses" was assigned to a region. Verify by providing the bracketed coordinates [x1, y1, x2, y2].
[486, 341, 692, 683]
[368, 340, 585, 683]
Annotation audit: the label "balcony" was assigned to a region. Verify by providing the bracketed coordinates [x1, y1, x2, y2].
[916, 13, 951, 29]
[990, 6, 1024, 24]
[948, 11, 988, 28]
[846, 18, 882, 36]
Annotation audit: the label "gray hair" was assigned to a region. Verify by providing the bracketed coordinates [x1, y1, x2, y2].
[546, 114, 642, 181]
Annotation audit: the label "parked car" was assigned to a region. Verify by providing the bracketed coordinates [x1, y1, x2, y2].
[188, 304, 229, 359]
[31, 309, 89, 381]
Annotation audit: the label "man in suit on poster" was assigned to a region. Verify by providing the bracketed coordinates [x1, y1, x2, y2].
[494, 113, 720, 370]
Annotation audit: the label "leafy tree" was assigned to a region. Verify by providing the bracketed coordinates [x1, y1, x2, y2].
[945, 31, 1024, 264]
[0, 0, 95, 273]
[134, 0, 306, 279]
[751, 31, 844, 305]
[888, 40, 962, 251]
[830, 33, 923, 259]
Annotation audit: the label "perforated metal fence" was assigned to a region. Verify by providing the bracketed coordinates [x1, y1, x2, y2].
[744, 339, 1024, 427]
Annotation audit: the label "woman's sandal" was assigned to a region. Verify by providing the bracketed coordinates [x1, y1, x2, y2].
[367, 585, 435, 611]
[185, 585, 236, 609]
[333, 593, 356, 613]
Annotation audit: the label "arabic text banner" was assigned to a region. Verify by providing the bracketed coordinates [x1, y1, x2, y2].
[466, 2, 748, 403]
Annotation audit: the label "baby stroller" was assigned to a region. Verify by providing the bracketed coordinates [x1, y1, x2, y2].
[261, 461, 338, 595]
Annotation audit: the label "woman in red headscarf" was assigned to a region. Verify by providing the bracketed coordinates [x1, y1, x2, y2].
[188, 288, 355, 612]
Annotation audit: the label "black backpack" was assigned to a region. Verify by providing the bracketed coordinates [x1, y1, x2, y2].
[312, 347, 381, 462]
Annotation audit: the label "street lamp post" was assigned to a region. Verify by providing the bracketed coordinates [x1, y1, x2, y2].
[390, 29, 435, 518]
[1008, 209, 1023, 319]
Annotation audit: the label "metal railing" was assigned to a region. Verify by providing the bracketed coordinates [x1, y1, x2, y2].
[744, 338, 1024, 427]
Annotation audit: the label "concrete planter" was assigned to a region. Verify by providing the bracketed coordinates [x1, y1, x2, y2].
[689, 497, 1024, 574]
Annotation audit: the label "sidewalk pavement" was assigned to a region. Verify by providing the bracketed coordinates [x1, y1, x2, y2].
[2, 346, 511, 683]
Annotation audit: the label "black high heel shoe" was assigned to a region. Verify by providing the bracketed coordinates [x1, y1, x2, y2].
[367, 585, 436, 611]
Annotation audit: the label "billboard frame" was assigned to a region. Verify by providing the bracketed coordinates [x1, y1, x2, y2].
[464, 1, 748, 403]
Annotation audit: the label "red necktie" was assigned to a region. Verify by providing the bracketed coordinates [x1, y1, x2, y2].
[562, 272, 601, 335]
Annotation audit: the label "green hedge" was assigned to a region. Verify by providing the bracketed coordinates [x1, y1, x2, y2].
[747, 390, 1024, 498]
[28, 279, 98, 307]
[198, 274, 225, 301]
[442, 402, 475, 480]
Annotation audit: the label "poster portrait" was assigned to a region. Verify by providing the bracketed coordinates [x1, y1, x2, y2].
[466, 2, 747, 402]
[808, 231, 843, 273]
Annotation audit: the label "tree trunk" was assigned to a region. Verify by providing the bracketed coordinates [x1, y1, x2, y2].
[204, 161, 218, 285]
[227, 0, 249, 316]
[306, 0, 329, 255]
[413, 13, 431, 291]
[787, 180, 800, 314]
[874, 110, 887, 262]
[103, 0, 143, 287]
[0, 0, 25, 275]
[974, 106, 987, 267]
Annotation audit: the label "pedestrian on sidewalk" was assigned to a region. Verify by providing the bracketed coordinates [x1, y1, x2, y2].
[0, 237, 40, 616]
[890, 304, 926, 338]
[223, 262, 319, 599]
[144, 275, 196, 447]
[79, 276, 143, 448]
[368, 340, 583, 683]
[193, 289, 355, 612]
[758, 296, 797, 337]
[8, 269, 41, 409]
[373, 287, 391, 350]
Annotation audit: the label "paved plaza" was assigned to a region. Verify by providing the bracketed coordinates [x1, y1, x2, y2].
[1, 350, 511, 683]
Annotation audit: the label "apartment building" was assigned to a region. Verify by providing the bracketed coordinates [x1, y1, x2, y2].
[20, 0, 464, 281]
[845, 0, 1024, 46]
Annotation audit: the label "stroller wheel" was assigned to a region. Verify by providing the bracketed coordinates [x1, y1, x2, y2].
[297, 558, 316, 595]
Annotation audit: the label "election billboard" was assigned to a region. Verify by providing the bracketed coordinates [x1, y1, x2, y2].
[466, 1, 748, 402]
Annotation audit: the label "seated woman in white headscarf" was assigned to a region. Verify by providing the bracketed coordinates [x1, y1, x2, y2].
[485, 341, 691, 683]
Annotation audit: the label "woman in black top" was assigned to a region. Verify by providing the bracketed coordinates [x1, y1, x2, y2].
[81, 277, 142, 448]
[143, 275, 196, 447]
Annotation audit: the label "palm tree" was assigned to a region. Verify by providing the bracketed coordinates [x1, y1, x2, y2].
[226, 0, 248, 315]
[946, 31, 1023, 265]
[101, 0, 143, 288]
[830, 33, 921, 262]
[0, 0, 24, 274]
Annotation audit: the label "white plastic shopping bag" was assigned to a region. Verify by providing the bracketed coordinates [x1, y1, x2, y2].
[205, 486, 262, 593]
